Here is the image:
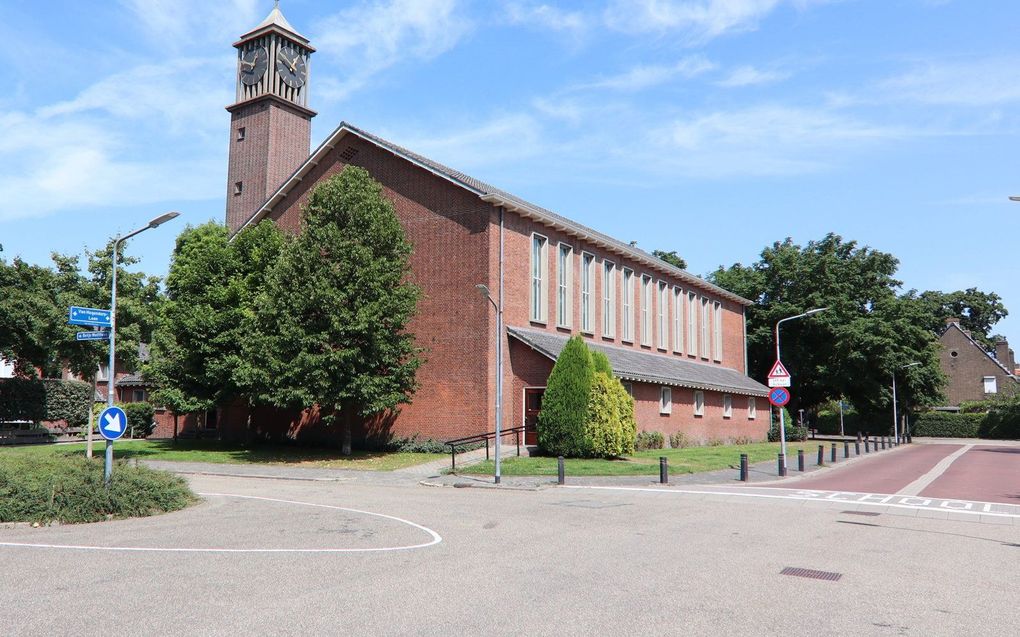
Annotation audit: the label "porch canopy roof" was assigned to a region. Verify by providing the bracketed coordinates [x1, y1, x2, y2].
[507, 326, 769, 397]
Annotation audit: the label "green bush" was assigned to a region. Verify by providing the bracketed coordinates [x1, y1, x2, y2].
[0, 455, 196, 524]
[612, 377, 636, 455]
[669, 430, 692, 449]
[978, 404, 1020, 440]
[592, 351, 613, 376]
[584, 373, 623, 458]
[635, 430, 664, 451]
[122, 402, 156, 438]
[538, 336, 595, 457]
[912, 412, 983, 438]
[0, 378, 91, 427]
[768, 421, 808, 442]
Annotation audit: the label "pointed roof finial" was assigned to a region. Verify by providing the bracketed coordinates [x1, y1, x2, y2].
[237, 0, 310, 45]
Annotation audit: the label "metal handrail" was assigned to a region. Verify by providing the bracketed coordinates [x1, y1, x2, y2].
[446, 425, 526, 472]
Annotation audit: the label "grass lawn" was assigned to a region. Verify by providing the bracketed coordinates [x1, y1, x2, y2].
[0, 439, 445, 472]
[457, 440, 830, 476]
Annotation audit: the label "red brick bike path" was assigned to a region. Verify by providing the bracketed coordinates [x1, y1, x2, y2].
[920, 445, 1020, 505]
[771, 444, 963, 494]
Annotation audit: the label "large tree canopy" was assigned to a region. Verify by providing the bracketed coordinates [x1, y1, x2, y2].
[709, 233, 945, 415]
[257, 166, 422, 454]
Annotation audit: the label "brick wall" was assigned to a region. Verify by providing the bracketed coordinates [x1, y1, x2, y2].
[939, 325, 1019, 406]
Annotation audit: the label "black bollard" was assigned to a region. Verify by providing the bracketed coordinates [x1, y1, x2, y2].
[740, 454, 749, 482]
[844, 441, 849, 459]
[778, 453, 787, 477]
[798, 448, 805, 472]
[659, 457, 669, 484]
[557, 456, 565, 485]
[817, 445, 825, 466]
[881, 437, 887, 450]
[865, 438, 871, 453]
[857, 431, 862, 443]
[831, 443, 837, 463]
[855, 440, 860, 456]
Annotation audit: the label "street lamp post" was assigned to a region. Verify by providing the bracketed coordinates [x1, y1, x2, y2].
[475, 284, 503, 485]
[892, 362, 921, 445]
[104, 212, 180, 484]
[774, 308, 828, 470]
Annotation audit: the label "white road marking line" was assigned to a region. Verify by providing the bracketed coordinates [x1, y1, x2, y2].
[896, 444, 973, 496]
[0, 493, 442, 554]
[560, 485, 1020, 519]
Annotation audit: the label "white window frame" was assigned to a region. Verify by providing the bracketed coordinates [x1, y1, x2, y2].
[580, 252, 595, 334]
[984, 376, 998, 394]
[640, 275, 652, 346]
[748, 397, 757, 420]
[687, 291, 698, 357]
[602, 260, 616, 338]
[673, 287, 684, 354]
[713, 301, 723, 362]
[694, 390, 705, 417]
[530, 233, 549, 324]
[622, 268, 635, 342]
[723, 394, 732, 419]
[556, 243, 573, 328]
[657, 281, 668, 350]
[700, 297, 711, 359]
[660, 386, 672, 414]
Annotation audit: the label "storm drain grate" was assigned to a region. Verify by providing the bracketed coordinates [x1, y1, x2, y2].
[781, 567, 842, 582]
[841, 510, 880, 517]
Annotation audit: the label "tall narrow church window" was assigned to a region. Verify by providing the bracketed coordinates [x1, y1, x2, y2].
[531, 234, 548, 323]
[700, 297, 710, 359]
[602, 260, 616, 338]
[657, 281, 668, 350]
[673, 287, 684, 354]
[640, 275, 652, 346]
[687, 291, 698, 356]
[622, 269, 634, 342]
[581, 253, 595, 334]
[713, 301, 723, 362]
[557, 244, 572, 328]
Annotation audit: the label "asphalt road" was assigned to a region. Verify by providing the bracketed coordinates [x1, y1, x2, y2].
[2, 472, 1018, 636]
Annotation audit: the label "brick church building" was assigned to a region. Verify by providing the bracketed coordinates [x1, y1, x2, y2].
[214, 5, 769, 446]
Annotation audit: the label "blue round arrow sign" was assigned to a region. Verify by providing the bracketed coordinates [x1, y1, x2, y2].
[768, 387, 791, 407]
[98, 406, 128, 441]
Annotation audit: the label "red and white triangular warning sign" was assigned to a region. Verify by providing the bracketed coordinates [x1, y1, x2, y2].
[768, 360, 791, 379]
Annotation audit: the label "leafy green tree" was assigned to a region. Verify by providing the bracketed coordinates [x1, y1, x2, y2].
[538, 335, 595, 456]
[652, 249, 687, 270]
[917, 288, 1007, 349]
[258, 167, 422, 455]
[709, 233, 944, 415]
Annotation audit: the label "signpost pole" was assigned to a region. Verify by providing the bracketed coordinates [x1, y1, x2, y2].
[104, 239, 119, 486]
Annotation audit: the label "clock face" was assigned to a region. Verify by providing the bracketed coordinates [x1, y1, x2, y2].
[239, 46, 268, 86]
[276, 45, 307, 89]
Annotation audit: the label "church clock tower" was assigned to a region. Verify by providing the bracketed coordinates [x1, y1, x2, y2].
[225, 2, 315, 234]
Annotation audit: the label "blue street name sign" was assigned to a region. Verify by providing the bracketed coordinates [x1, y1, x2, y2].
[68, 306, 112, 328]
[98, 406, 128, 441]
[76, 331, 110, 342]
[769, 387, 791, 407]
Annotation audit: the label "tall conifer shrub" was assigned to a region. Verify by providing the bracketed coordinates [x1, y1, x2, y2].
[538, 336, 594, 456]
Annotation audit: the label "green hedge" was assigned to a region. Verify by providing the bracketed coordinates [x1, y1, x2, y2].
[978, 404, 1020, 440]
[0, 378, 92, 427]
[0, 454, 195, 524]
[911, 412, 983, 438]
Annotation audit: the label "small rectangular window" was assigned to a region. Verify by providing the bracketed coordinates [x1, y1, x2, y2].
[623, 382, 634, 397]
[723, 394, 732, 419]
[133, 389, 145, 403]
[557, 243, 572, 328]
[234, 181, 243, 196]
[237, 127, 246, 141]
[660, 386, 672, 414]
[581, 252, 595, 334]
[748, 397, 757, 420]
[694, 391, 705, 416]
[657, 281, 668, 350]
[640, 275, 652, 346]
[687, 291, 698, 356]
[531, 234, 548, 323]
[984, 376, 998, 394]
[622, 269, 634, 342]
[602, 260, 616, 338]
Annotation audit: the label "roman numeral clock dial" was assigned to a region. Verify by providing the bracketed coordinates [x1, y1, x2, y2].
[239, 46, 268, 86]
[276, 45, 307, 88]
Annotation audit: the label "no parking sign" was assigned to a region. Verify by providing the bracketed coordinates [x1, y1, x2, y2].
[768, 387, 790, 407]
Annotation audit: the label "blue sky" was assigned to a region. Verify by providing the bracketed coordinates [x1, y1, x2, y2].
[3, 1, 1020, 342]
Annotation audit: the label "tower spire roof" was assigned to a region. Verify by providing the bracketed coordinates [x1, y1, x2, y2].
[238, 1, 309, 45]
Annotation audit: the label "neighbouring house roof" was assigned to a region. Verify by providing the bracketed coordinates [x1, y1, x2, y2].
[234, 122, 753, 307]
[115, 374, 148, 388]
[940, 322, 1019, 381]
[507, 326, 769, 397]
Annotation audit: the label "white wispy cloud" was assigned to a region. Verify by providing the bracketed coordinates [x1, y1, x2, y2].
[117, 0, 261, 48]
[716, 64, 790, 87]
[574, 56, 716, 91]
[381, 113, 548, 169]
[504, 2, 592, 37]
[313, 0, 472, 101]
[879, 56, 1020, 106]
[603, 0, 826, 41]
